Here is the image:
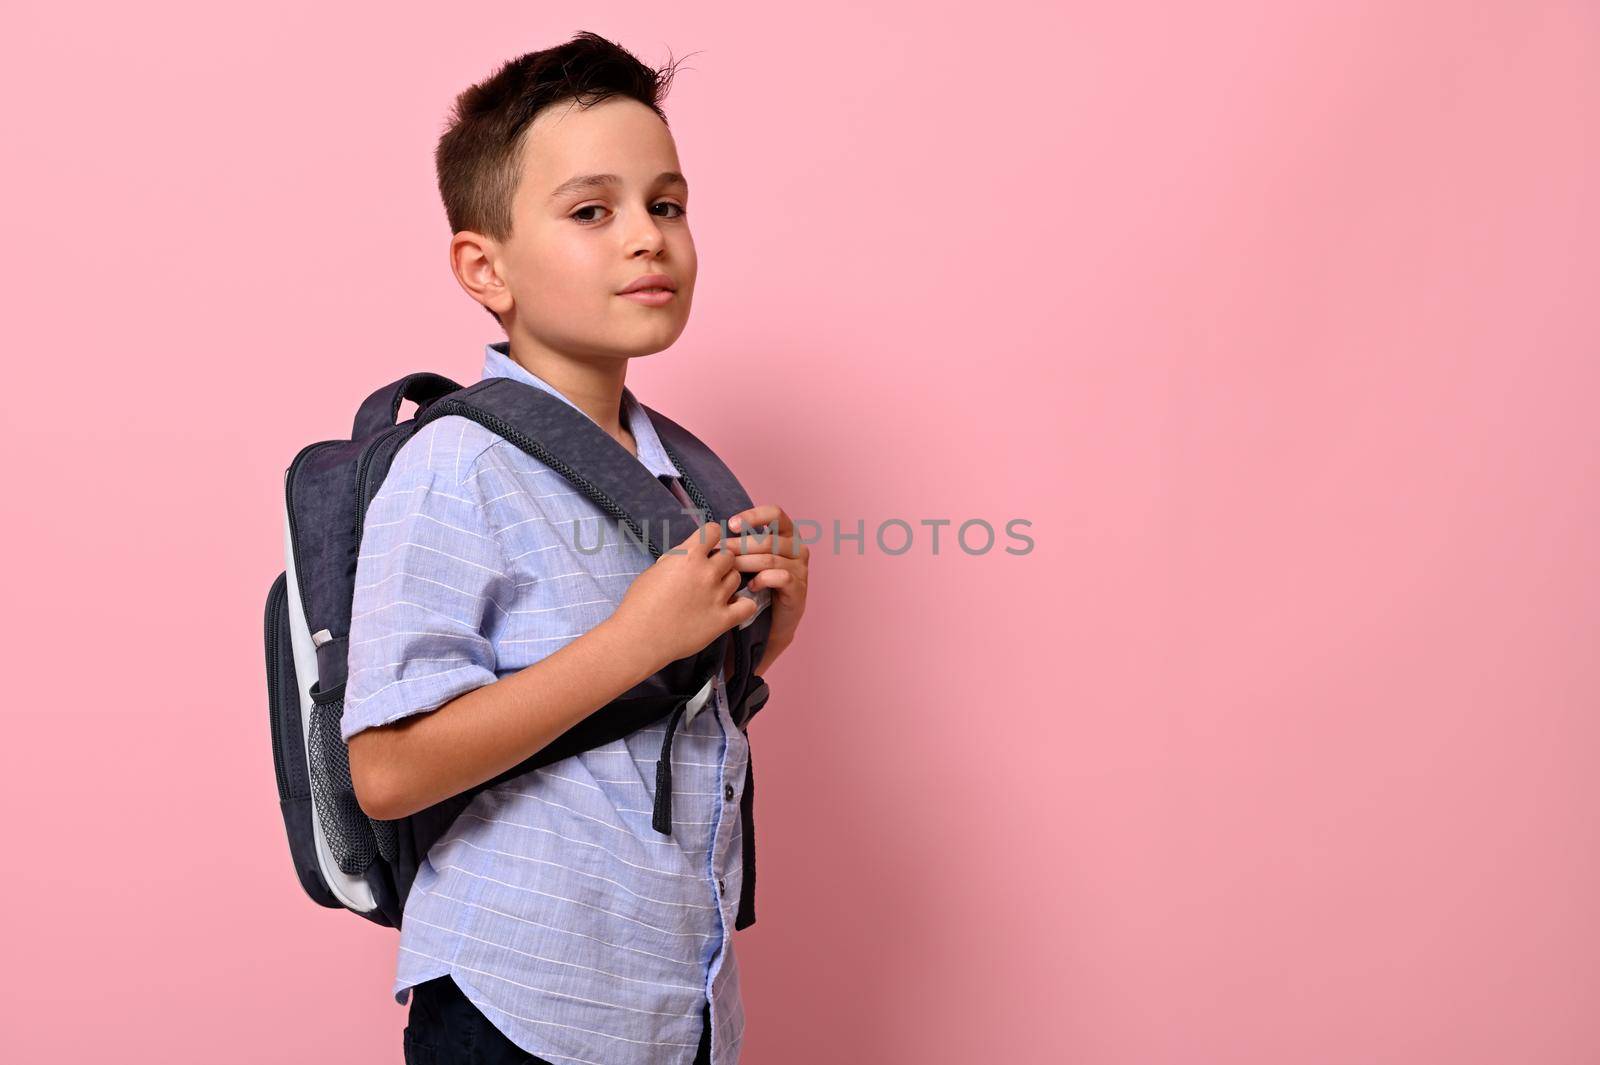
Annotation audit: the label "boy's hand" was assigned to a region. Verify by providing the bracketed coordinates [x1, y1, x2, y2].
[612, 520, 761, 670]
[725, 504, 809, 674]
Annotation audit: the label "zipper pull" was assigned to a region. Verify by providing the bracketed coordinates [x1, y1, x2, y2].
[681, 673, 715, 725]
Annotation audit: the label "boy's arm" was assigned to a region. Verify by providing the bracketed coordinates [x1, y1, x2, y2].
[349, 609, 665, 821]
[341, 427, 746, 822]
[337, 427, 675, 821]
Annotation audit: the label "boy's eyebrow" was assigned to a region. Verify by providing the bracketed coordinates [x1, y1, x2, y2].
[547, 171, 689, 201]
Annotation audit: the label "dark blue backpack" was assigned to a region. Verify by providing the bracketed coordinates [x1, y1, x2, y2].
[263, 372, 773, 929]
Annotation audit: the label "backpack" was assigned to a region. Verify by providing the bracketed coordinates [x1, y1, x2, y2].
[263, 371, 775, 930]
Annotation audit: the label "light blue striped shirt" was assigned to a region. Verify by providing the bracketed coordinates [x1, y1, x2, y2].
[342, 341, 749, 1063]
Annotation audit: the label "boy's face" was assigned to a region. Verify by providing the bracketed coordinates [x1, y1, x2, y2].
[471, 95, 696, 364]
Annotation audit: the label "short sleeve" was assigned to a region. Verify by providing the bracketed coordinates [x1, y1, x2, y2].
[341, 419, 510, 742]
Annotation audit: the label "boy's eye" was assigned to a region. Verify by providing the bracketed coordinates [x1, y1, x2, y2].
[571, 201, 687, 225]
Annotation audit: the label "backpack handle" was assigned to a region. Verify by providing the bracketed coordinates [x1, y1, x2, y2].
[353, 372, 463, 440]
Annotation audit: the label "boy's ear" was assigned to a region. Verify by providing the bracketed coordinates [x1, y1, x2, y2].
[450, 230, 514, 317]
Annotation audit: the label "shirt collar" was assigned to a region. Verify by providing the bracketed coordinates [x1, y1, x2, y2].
[481, 341, 681, 480]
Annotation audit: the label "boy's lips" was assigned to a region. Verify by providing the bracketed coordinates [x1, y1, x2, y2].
[617, 273, 677, 294]
[617, 289, 676, 306]
[617, 273, 677, 307]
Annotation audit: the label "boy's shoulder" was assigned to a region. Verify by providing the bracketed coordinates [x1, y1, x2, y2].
[388, 413, 507, 489]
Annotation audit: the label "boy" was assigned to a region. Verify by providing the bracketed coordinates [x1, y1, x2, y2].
[340, 32, 809, 1065]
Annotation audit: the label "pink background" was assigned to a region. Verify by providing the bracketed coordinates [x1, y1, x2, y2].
[4, 2, 1598, 1061]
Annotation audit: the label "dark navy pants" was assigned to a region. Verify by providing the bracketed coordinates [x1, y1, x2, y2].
[403, 973, 712, 1064]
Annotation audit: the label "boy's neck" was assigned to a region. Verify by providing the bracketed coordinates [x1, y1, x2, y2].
[505, 334, 636, 459]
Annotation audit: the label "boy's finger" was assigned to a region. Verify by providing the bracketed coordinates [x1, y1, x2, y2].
[732, 553, 800, 573]
[750, 568, 794, 593]
[741, 525, 805, 557]
[728, 592, 761, 624]
[675, 520, 723, 553]
[726, 530, 796, 557]
[728, 504, 790, 536]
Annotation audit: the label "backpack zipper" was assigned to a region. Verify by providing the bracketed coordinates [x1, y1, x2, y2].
[352, 424, 409, 546]
[264, 570, 290, 802]
[284, 439, 337, 616]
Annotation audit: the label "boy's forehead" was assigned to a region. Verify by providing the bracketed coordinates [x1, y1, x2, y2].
[520, 97, 680, 191]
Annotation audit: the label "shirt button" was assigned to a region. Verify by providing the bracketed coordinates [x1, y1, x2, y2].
[724, 783, 735, 802]
[717, 877, 725, 894]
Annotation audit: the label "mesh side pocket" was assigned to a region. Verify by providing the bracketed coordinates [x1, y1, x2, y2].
[372, 813, 398, 864]
[307, 696, 379, 876]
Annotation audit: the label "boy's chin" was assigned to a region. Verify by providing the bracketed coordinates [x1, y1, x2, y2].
[609, 319, 688, 350]
[586, 331, 685, 361]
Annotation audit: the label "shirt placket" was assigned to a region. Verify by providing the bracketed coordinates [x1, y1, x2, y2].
[709, 674, 747, 925]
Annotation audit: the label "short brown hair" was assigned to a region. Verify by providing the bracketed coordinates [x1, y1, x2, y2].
[435, 32, 685, 329]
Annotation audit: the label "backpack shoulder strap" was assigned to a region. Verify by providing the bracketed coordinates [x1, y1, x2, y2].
[642, 403, 757, 523]
[418, 378, 715, 557]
